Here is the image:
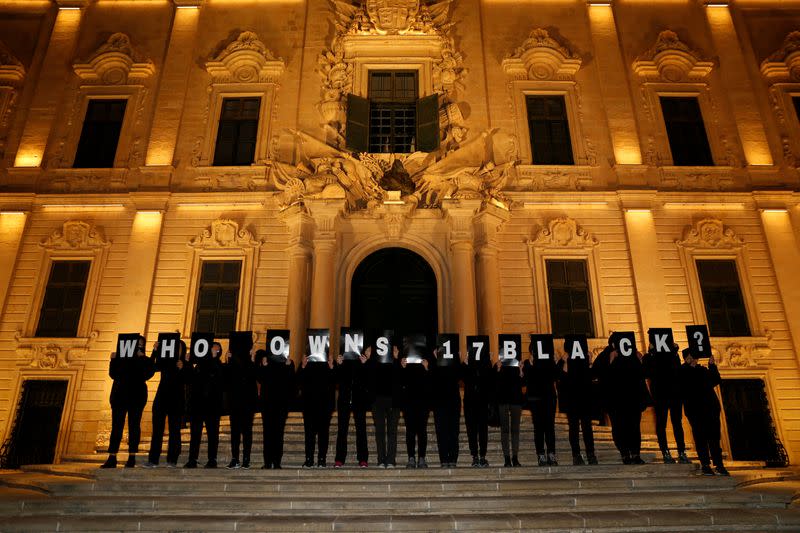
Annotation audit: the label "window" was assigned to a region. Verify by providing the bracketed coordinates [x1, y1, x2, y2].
[73, 99, 127, 168]
[546, 259, 594, 337]
[345, 71, 439, 154]
[194, 261, 241, 336]
[526, 95, 574, 165]
[35, 261, 90, 337]
[660, 96, 713, 166]
[213, 97, 260, 166]
[696, 259, 750, 337]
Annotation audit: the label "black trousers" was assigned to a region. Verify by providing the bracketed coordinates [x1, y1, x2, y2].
[463, 396, 488, 458]
[688, 412, 724, 467]
[372, 395, 399, 465]
[335, 401, 369, 463]
[148, 396, 182, 464]
[262, 405, 289, 467]
[609, 406, 642, 458]
[434, 399, 461, 464]
[188, 410, 220, 463]
[498, 404, 521, 458]
[530, 397, 557, 455]
[403, 405, 429, 459]
[303, 402, 332, 462]
[230, 408, 254, 462]
[654, 396, 686, 454]
[108, 404, 144, 455]
[567, 412, 595, 457]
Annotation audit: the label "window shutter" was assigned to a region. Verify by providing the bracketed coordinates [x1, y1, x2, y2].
[346, 93, 370, 153]
[416, 93, 440, 152]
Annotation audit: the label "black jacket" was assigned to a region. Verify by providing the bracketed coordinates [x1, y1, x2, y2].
[523, 358, 558, 402]
[257, 359, 295, 411]
[556, 358, 594, 416]
[400, 358, 432, 409]
[679, 362, 721, 420]
[150, 349, 187, 411]
[109, 355, 154, 410]
[431, 360, 462, 407]
[226, 354, 258, 412]
[187, 356, 225, 415]
[593, 347, 650, 412]
[463, 362, 492, 403]
[642, 349, 682, 402]
[372, 358, 402, 402]
[299, 361, 335, 411]
[494, 364, 524, 406]
[335, 358, 373, 409]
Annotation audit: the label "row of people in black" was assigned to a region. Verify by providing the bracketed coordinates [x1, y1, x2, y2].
[102, 335, 728, 476]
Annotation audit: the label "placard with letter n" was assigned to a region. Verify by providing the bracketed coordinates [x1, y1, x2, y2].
[686, 324, 711, 359]
[563, 334, 589, 369]
[306, 329, 330, 362]
[190, 332, 215, 362]
[648, 328, 675, 355]
[436, 334, 459, 367]
[156, 332, 181, 368]
[340, 328, 364, 361]
[530, 334, 555, 362]
[467, 335, 490, 366]
[267, 329, 290, 363]
[611, 331, 637, 358]
[499, 334, 522, 367]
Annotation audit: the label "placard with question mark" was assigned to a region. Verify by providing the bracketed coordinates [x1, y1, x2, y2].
[685, 325, 711, 359]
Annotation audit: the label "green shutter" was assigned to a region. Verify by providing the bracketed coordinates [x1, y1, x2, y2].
[346, 93, 370, 153]
[416, 93, 440, 152]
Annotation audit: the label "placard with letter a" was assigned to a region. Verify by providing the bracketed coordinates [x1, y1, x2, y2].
[563, 334, 589, 369]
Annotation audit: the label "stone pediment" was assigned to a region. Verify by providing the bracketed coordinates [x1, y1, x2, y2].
[73, 33, 155, 84]
[502, 28, 582, 81]
[205, 31, 285, 84]
[761, 31, 800, 83]
[633, 30, 713, 82]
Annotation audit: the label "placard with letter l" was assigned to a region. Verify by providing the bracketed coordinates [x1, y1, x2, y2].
[467, 335, 490, 366]
[499, 334, 521, 367]
[686, 324, 711, 359]
[267, 329, 290, 363]
[530, 334, 554, 361]
[436, 334, 458, 366]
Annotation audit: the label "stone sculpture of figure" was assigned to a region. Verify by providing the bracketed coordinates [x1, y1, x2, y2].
[379, 159, 416, 196]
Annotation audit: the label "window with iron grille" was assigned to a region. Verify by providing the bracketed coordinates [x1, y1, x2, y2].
[35, 261, 91, 337]
[213, 97, 260, 166]
[696, 259, 750, 337]
[660, 96, 713, 166]
[73, 99, 127, 168]
[546, 259, 594, 338]
[526, 95, 574, 165]
[194, 261, 242, 337]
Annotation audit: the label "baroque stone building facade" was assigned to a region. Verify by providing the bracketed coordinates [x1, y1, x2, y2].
[0, 0, 799, 465]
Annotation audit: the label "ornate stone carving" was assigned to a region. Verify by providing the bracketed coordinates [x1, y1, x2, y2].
[73, 33, 155, 84]
[676, 218, 743, 249]
[659, 169, 734, 191]
[502, 28, 582, 81]
[189, 219, 263, 249]
[531, 217, 598, 247]
[633, 30, 713, 82]
[40, 221, 111, 250]
[713, 334, 772, 368]
[0, 40, 25, 84]
[761, 31, 800, 84]
[14, 330, 97, 368]
[205, 31, 285, 84]
[515, 166, 591, 191]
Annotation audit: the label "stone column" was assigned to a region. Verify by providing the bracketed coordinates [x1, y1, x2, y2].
[442, 200, 480, 356]
[619, 192, 673, 336]
[14, 2, 86, 167]
[116, 195, 168, 333]
[144, 1, 201, 167]
[473, 203, 509, 359]
[279, 204, 315, 363]
[306, 199, 343, 331]
[0, 209, 29, 317]
[587, 3, 642, 166]
[704, 5, 773, 166]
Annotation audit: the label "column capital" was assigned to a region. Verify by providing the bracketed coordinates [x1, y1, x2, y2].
[278, 204, 315, 250]
[473, 203, 510, 249]
[305, 198, 345, 241]
[442, 198, 482, 245]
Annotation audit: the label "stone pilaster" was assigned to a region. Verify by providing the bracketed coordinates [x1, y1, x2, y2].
[473, 203, 509, 359]
[279, 204, 315, 363]
[306, 199, 344, 330]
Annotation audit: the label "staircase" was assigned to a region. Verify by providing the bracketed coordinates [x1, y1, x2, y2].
[0, 412, 798, 531]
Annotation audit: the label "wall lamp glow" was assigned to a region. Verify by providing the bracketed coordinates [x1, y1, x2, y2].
[704, 1, 729, 7]
[176, 5, 199, 9]
[41, 203, 126, 211]
[524, 201, 608, 207]
[175, 202, 264, 210]
[761, 208, 788, 214]
[624, 208, 652, 214]
[0, 211, 27, 216]
[663, 202, 746, 210]
[58, 6, 81, 10]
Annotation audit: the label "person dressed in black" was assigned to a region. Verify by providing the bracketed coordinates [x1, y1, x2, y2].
[334, 346, 373, 468]
[680, 350, 729, 476]
[593, 340, 650, 465]
[643, 343, 689, 465]
[432, 347, 462, 468]
[185, 342, 225, 469]
[462, 351, 491, 468]
[400, 344, 432, 468]
[524, 351, 559, 466]
[144, 340, 188, 468]
[226, 343, 257, 469]
[372, 345, 402, 468]
[256, 349, 295, 469]
[556, 351, 597, 466]
[299, 354, 335, 468]
[494, 358, 524, 467]
[102, 336, 154, 468]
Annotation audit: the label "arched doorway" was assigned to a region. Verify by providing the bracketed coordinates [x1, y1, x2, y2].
[350, 247, 438, 344]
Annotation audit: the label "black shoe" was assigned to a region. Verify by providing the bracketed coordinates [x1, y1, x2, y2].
[479, 457, 489, 468]
[417, 457, 428, 468]
[261, 464, 272, 469]
[587, 455, 598, 465]
[715, 466, 730, 476]
[227, 459, 240, 469]
[512, 456, 522, 467]
[184, 459, 198, 469]
[124, 455, 136, 468]
[547, 453, 557, 466]
[662, 450, 676, 464]
[100, 455, 117, 469]
[573, 455, 585, 466]
[406, 456, 416, 469]
[630, 455, 646, 465]
[273, 464, 281, 469]
[204, 460, 217, 469]
[471, 456, 480, 467]
[302, 459, 314, 468]
[317, 459, 327, 468]
[622, 454, 632, 465]
[701, 465, 715, 476]
[678, 452, 691, 465]
[241, 459, 250, 469]
[537, 454, 547, 466]
[503, 456, 512, 467]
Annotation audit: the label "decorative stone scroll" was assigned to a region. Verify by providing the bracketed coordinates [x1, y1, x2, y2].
[712, 335, 772, 368]
[205, 31, 285, 84]
[14, 331, 98, 369]
[189, 219, 263, 249]
[73, 33, 155, 84]
[633, 30, 713, 83]
[502, 28, 582, 81]
[39, 221, 111, 250]
[761, 31, 800, 84]
[530, 217, 598, 248]
[675, 218, 743, 250]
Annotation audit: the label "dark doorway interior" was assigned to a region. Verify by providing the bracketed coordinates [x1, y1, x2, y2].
[350, 247, 438, 345]
[1, 380, 68, 468]
[720, 378, 787, 465]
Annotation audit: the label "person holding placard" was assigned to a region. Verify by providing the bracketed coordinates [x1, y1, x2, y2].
[400, 335, 432, 468]
[432, 335, 462, 468]
[144, 337, 188, 468]
[334, 343, 373, 468]
[524, 337, 559, 467]
[225, 335, 257, 469]
[494, 353, 524, 467]
[101, 335, 154, 469]
[679, 351, 729, 476]
[185, 341, 225, 469]
[642, 337, 689, 465]
[557, 337, 597, 466]
[463, 336, 491, 468]
[256, 348, 294, 469]
[372, 338, 402, 469]
[299, 351, 335, 468]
